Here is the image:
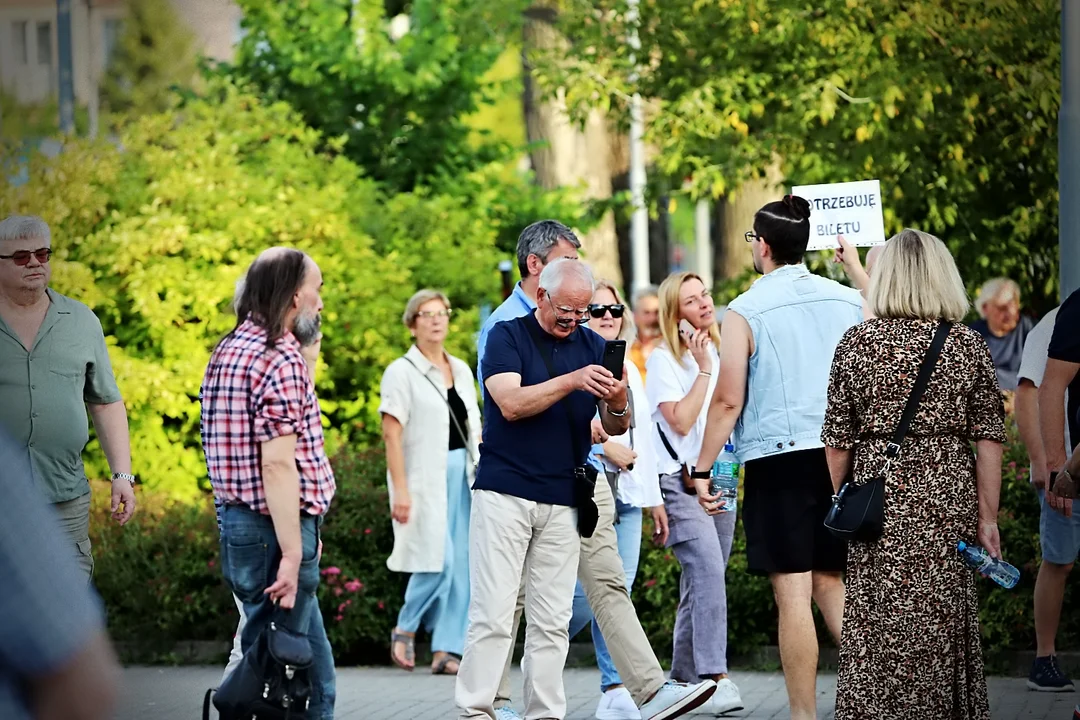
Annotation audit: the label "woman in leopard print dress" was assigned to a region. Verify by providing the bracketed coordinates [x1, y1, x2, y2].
[822, 229, 1006, 719]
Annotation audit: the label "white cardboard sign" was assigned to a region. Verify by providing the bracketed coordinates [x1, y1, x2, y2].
[791, 179, 885, 251]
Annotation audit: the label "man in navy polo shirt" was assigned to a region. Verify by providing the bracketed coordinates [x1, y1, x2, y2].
[456, 259, 629, 720]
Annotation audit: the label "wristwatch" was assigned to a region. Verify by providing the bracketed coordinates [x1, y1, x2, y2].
[690, 467, 711, 480]
[111, 472, 137, 486]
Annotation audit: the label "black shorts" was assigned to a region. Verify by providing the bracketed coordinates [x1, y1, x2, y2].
[742, 448, 847, 575]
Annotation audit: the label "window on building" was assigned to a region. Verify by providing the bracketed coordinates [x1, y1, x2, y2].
[36, 21, 52, 66]
[103, 18, 123, 64]
[12, 21, 28, 65]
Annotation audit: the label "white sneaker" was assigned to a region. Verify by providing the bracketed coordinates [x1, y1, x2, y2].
[596, 686, 642, 720]
[639, 680, 717, 720]
[709, 678, 743, 714]
[495, 707, 523, 720]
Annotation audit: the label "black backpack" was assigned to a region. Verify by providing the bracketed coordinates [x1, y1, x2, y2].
[203, 615, 314, 720]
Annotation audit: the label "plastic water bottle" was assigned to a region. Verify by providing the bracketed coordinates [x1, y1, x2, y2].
[956, 541, 1019, 589]
[710, 444, 739, 513]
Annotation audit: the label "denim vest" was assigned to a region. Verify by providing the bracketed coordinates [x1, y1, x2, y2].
[727, 264, 864, 463]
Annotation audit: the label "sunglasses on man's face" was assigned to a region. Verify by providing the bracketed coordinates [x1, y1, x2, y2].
[0, 248, 52, 266]
[588, 303, 625, 319]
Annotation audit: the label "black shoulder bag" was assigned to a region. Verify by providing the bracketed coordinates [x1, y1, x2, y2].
[823, 321, 951, 542]
[204, 609, 314, 720]
[522, 320, 599, 538]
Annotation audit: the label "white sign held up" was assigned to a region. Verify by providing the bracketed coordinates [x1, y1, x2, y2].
[791, 179, 885, 251]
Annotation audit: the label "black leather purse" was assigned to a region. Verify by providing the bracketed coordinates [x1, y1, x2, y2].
[204, 610, 314, 720]
[823, 322, 951, 542]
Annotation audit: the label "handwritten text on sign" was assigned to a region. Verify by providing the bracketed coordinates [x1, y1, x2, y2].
[791, 179, 886, 251]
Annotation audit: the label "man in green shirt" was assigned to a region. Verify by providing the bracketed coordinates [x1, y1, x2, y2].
[0, 215, 136, 583]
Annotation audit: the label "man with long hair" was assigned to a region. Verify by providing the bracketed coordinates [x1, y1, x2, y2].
[200, 247, 336, 719]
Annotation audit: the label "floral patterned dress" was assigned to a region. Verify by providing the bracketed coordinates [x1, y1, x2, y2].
[821, 318, 1006, 720]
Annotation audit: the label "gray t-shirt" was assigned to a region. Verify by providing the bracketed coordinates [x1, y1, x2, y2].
[971, 315, 1034, 391]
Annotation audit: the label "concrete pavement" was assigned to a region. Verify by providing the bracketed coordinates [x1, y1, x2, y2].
[117, 666, 1077, 719]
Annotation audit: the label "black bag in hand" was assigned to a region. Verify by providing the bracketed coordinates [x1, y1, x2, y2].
[203, 612, 314, 720]
[824, 322, 951, 542]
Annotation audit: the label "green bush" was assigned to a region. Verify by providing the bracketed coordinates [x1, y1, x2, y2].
[92, 420, 1070, 664]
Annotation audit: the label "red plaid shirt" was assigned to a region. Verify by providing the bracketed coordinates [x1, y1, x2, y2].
[200, 317, 335, 516]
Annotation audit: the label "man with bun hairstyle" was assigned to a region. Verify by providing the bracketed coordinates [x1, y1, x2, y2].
[692, 196, 866, 720]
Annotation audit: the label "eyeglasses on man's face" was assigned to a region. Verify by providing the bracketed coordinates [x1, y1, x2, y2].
[0, 248, 52, 266]
[553, 304, 590, 328]
[744, 231, 762, 243]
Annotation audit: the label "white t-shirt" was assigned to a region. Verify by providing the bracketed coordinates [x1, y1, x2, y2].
[598, 362, 663, 508]
[645, 341, 720, 476]
[1017, 307, 1071, 470]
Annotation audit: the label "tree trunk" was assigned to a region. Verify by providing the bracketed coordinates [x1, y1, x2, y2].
[522, 3, 622, 285]
[714, 161, 785, 283]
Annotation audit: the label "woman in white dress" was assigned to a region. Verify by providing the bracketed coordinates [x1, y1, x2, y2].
[381, 289, 481, 675]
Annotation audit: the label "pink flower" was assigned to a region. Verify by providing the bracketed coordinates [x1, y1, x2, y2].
[207, 559, 216, 569]
[337, 602, 348, 613]
[364, 528, 373, 535]
[345, 580, 363, 592]
[377, 601, 385, 610]
[334, 614, 344, 622]
[321, 567, 342, 577]
[644, 579, 657, 588]
[333, 588, 343, 597]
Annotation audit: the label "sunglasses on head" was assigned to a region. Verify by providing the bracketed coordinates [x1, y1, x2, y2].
[588, 304, 625, 319]
[0, 248, 52, 266]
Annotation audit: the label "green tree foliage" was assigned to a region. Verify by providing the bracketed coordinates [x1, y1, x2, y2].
[101, 0, 198, 117]
[0, 85, 507, 498]
[539, 0, 1061, 312]
[224, 0, 525, 191]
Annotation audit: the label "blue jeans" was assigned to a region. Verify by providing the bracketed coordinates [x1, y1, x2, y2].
[569, 499, 644, 691]
[396, 448, 472, 655]
[219, 504, 336, 719]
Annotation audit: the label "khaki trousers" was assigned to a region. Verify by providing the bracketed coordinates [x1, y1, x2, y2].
[52, 492, 93, 584]
[495, 479, 667, 707]
[456, 490, 580, 720]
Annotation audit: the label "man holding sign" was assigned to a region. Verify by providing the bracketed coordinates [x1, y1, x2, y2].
[691, 195, 866, 720]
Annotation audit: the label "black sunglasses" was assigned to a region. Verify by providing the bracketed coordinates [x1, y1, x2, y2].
[588, 303, 625, 319]
[0, 248, 52, 266]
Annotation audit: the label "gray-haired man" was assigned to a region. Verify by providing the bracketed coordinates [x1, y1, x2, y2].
[474, 222, 716, 720]
[0, 215, 136, 583]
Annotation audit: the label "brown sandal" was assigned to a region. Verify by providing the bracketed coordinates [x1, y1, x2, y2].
[432, 652, 460, 675]
[390, 629, 415, 671]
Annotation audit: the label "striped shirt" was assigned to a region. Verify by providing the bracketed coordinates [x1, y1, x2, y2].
[200, 317, 335, 516]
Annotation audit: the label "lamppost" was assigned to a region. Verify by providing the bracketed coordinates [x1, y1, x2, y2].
[627, 0, 650, 292]
[1061, 0, 1080, 300]
[57, 0, 75, 134]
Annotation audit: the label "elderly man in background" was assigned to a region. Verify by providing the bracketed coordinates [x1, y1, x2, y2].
[628, 285, 661, 380]
[971, 277, 1034, 391]
[0, 215, 136, 584]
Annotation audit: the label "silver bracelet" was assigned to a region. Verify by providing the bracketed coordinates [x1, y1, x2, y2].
[699, 371, 712, 378]
[607, 404, 629, 417]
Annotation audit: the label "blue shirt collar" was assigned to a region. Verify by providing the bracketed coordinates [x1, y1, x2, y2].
[513, 282, 537, 312]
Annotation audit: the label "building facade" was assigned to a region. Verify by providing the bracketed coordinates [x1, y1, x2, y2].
[0, 0, 241, 106]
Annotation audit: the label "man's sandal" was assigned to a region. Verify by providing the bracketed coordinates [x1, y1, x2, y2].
[390, 630, 415, 671]
[432, 652, 461, 675]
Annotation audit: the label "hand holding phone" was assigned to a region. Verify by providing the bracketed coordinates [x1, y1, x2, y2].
[602, 340, 627, 378]
[679, 319, 696, 339]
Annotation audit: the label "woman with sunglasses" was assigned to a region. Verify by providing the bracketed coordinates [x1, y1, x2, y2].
[381, 289, 481, 675]
[565, 280, 666, 720]
[644, 272, 742, 714]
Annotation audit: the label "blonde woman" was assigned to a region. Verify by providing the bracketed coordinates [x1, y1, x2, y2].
[567, 279, 666, 719]
[380, 290, 481, 675]
[822, 229, 1006, 718]
[644, 272, 742, 714]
